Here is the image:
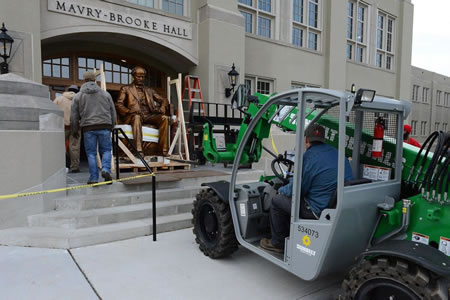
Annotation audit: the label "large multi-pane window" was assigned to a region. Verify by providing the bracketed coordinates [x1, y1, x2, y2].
[43, 58, 70, 79]
[239, 0, 274, 38]
[444, 93, 450, 106]
[443, 123, 448, 132]
[242, 11, 253, 33]
[435, 122, 440, 131]
[127, 0, 154, 8]
[347, 1, 367, 63]
[376, 11, 395, 70]
[162, 0, 183, 16]
[258, 16, 271, 38]
[245, 75, 274, 95]
[291, 0, 321, 51]
[420, 121, 427, 136]
[78, 57, 132, 84]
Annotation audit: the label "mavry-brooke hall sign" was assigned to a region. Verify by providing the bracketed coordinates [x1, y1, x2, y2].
[48, 0, 192, 40]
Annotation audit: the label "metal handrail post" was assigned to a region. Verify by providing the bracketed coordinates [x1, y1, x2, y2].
[112, 127, 157, 241]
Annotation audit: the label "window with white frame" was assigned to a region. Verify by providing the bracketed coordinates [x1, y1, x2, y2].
[238, 0, 275, 39]
[411, 120, 418, 136]
[127, 0, 154, 8]
[291, 0, 322, 51]
[435, 122, 440, 131]
[245, 76, 274, 95]
[291, 82, 321, 89]
[412, 85, 420, 102]
[436, 90, 442, 105]
[443, 123, 448, 132]
[420, 121, 427, 136]
[376, 11, 395, 70]
[422, 87, 429, 103]
[347, 1, 367, 63]
[445, 92, 450, 107]
[162, 0, 184, 16]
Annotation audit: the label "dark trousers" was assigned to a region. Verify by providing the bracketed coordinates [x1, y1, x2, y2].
[270, 194, 316, 247]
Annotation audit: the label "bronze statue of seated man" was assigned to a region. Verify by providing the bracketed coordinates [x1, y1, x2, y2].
[116, 66, 169, 157]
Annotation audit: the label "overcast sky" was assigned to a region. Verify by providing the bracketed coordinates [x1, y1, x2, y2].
[411, 0, 450, 77]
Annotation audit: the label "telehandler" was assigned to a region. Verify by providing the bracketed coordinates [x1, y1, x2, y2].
[192, 86, 450, 299]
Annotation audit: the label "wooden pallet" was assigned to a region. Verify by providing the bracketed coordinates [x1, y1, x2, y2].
[119, 161, 190, 173]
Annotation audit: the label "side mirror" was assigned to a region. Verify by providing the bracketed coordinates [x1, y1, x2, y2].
[231, 84, 250, 109]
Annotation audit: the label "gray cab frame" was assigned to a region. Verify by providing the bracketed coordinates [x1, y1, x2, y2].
[228, 88, 411, 280]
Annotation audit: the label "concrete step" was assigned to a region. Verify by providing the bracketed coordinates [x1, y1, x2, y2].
[29, 198, 193, 229]
[56, 186, 202, 211]
[0, 213, 193, 249]
[66, 169, 263, 196]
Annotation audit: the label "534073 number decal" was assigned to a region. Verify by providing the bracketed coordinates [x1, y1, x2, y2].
[298, 225, 319, 238]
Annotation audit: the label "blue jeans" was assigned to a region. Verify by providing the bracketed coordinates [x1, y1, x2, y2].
[83, 129, 112, 182]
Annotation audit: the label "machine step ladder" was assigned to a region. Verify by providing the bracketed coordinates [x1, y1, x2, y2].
[183, 75, 205, 120]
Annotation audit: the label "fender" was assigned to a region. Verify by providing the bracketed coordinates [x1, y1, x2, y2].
[201, 181, 230, 205]
[360, 240, 450, 277]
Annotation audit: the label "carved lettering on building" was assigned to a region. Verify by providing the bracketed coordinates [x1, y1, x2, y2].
[50, 0, 192, 40]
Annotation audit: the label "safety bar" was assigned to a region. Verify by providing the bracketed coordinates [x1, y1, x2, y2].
[112, 127, 157, 242]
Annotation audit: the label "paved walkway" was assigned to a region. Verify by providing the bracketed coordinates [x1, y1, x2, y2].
[0, 229, 343, 300]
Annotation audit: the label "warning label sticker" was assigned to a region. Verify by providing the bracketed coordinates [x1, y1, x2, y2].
[240, 203, 246, 217]
[439, 237, 450, 256]
[412, 232, 429, 245]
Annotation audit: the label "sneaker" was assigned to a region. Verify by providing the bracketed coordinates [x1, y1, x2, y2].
[102, 171, 112, 184]
[259, 238, 284, 253]
[87, 181, 98, 185]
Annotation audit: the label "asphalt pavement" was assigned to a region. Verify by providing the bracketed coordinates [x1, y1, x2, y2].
[0, 228, 343, 300]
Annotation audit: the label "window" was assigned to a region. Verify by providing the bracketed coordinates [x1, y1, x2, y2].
[257, 80, 272, 94]
[241, 11, 253, 33]
[78, 57, 132, 84]
[444, 92, 450, 106]
[239, 0, 252, 6]
[292, 27, 303, 47]
[412, 85, 420, 102]
[422, 87, 429, 103]
[347, 1, 367, 63]
[43, 58, 70, 79]
[238, 0, 275, 39]
[436, 90, 442, 105]
[435, 122, 440, 131]
[411, 120, 418, 136]
[291, 82, 320, 89]
[376, 11, 395, 69]
[291, 0, 321, 51]
[258, 16, 271, 38]
[162, 0, 183, 16]
[443, 123, 448, 132]
[244, 78, 252, 94]
[127, 0, 154, 8]
[420, 121, 427, 136]
[293, 0, 303, 23]
[258, 0, 271, 12]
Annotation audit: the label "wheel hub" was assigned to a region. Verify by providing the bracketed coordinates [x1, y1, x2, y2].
[198, 203, 219, 245]
[356, 278, 421, 300]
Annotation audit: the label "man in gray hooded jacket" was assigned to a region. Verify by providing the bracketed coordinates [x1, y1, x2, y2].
[71, 71, 116, 184]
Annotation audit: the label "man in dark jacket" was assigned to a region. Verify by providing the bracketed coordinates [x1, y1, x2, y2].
[71, 71, 116, 184]
[260, 124, 353, 253]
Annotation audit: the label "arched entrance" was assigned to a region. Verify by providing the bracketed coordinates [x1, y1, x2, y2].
[42, 53, 167, 101]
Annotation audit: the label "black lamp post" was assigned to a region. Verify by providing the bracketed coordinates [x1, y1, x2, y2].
[0, 23, 14, 74]
[225, 63, 239, 98]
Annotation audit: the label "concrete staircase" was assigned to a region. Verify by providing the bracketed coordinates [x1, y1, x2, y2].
[0, 169, 262, 249]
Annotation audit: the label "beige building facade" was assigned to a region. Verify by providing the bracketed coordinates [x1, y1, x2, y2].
[409, 66, 450, 144]
[1, 0, 413, 104]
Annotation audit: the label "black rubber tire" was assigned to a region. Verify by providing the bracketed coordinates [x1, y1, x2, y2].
[342, 256, 449, 300]
[192, 188, 238, 258]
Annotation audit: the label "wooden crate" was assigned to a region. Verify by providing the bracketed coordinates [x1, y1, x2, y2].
[119, 160, 190, 173]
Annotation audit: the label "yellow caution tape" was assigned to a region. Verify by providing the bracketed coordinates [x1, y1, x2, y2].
[0, 173, 155, 200]
[270, 131, 279, 156]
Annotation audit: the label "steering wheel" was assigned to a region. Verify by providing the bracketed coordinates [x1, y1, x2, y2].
[271, 155, 294, 184]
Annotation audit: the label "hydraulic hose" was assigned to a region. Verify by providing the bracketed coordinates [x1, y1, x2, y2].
[436, 156, 450, 203]
[420, 131, 445, 193]
[407, 131, 439, 184]
[373, 199, 412, 245]
[431, 136, 450, 199]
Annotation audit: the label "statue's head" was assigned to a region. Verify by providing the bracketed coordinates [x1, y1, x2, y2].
[131, 66, 147, 86]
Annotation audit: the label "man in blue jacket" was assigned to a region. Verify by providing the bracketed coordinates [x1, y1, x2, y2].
[260, 124, 353, 253]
